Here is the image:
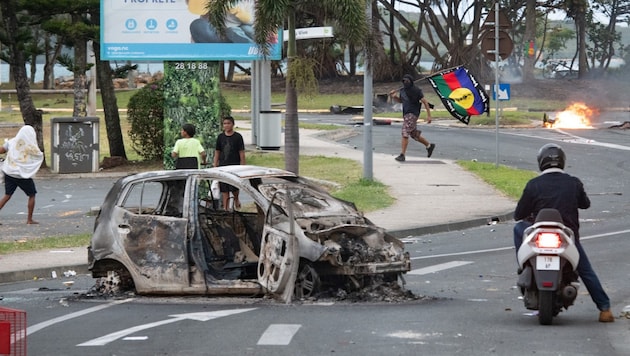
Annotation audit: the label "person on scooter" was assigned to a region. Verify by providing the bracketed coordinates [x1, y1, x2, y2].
[513, 143, 614, 323]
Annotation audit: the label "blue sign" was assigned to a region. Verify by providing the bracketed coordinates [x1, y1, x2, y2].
[493, 83, 511, 101]
[101, 0, 282, 61]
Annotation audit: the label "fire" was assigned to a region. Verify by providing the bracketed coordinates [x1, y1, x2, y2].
[544, 102, 595, 129]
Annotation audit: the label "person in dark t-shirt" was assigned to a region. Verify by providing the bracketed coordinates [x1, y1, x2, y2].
[213, 116, 246, 210]
[389, 74, 435, 162]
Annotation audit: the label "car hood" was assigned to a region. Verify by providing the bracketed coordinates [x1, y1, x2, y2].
[258, 182, 360, 219]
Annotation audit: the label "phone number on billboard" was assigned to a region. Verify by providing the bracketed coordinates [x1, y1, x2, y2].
[174, 62, 209, 70]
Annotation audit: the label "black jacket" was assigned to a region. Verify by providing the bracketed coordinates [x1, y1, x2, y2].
[514, 169, 590, 239]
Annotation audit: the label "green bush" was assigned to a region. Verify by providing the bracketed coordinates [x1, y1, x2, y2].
[127, 62, 233, 165]
[127, 80, 165, 160]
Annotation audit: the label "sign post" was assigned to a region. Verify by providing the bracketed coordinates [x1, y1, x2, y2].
[480, 5, 513, 167]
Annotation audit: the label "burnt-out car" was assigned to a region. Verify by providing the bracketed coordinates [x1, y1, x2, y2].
[88, 165, 410, 302]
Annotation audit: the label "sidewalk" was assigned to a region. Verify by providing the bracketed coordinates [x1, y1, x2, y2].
[0, 123, 516, 284]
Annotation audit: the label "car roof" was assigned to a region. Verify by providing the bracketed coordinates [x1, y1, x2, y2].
[118, 165, 297, 183]
[213, 165, 297, 179]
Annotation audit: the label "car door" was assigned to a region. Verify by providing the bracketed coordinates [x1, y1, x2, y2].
[117, 179, 190, 292]
[257, 189, 299, 303]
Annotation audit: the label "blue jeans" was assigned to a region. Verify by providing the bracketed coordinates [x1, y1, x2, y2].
[513, 221, 610, 311]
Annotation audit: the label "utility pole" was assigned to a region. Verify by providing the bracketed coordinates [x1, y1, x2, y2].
[363, 0, 373, 180]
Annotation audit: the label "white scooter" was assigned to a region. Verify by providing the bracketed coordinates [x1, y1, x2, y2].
[516, 208, 580, 325]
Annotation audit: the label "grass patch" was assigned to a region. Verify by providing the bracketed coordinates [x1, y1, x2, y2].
[0, 234, 91, 255]
[247, 152, 362, 186]
[333, 179, 394, 212]
[246, 151, 389, 212]
[457, 160, 538, 200]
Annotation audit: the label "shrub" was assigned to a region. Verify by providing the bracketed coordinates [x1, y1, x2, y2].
[127, 80, 165, 161]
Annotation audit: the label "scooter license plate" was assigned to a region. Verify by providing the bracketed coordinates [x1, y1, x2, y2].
[537, 255, 560, 270]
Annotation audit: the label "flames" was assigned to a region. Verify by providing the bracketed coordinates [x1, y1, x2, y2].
[544, 102, 596, 129]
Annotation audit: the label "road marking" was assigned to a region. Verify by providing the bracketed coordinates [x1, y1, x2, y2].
[27, 298, 134, 336]
[122, 336, 148, 341]
[408, 229, 630, 260]
[408, 261, 473, 275]
[78, 308, 257, 347]
[257, 324, 302, 345]
[581, 229, 630, 241]
[411, 247, 512, 260]
[503, 130, 630, 151]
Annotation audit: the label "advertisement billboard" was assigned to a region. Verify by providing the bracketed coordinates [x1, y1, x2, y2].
[100, 0, 282, 61]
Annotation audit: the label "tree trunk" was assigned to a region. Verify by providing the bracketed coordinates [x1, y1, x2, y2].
[370, 0, 395, 82]
[93, 42, 127, 159]
[284, 8, 299, 174]
[0, 0, 47, 168]
[73, 22, 88, 117]
[30, 53, 37, 85]
[522, 0, 536, 82]
[577, 10, 588, 79]
[43, 34, 62, 90]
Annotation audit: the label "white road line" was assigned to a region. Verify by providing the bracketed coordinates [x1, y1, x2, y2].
[257, 324, 302, 346]
[122, 336, 148, 341]
[78, 309, 256, 347]
[581, 229, 630, 241]
[27, 298, 134, 336]
[411, 247, 512, 260]
[502, 130, 630, 151]
[409, 229, 630, 261]
[408, 261, 474, 275]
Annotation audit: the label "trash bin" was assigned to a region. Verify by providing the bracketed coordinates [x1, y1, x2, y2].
[258, 110, 282, 150]
[50, 117, 100, 173]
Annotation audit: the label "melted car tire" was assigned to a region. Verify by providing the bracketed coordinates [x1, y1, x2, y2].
[294, 260, 321, 299]
[102, 268, 134, 295]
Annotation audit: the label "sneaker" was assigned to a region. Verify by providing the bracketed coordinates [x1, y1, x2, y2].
[395, 154, 405, 162]
[426, 143, 436, 158]
[599, 309, 615, 322]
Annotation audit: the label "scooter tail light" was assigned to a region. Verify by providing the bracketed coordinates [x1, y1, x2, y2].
[535, 232, 562, 248]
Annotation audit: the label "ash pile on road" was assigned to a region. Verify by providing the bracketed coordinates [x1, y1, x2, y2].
[330, 282, 423, 303]
[308, 277, 427, 303]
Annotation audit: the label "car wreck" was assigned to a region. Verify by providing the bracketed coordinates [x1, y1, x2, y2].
[88, 165, 410, 303]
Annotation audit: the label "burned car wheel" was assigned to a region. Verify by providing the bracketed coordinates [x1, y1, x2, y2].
[97, 268, 134, 295]
[294, 260, 321, 299]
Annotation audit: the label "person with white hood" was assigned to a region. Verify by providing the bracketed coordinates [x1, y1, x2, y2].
[0, 125, 44, 225]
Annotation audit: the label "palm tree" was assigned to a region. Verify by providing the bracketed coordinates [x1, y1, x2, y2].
[207, 0, 368, 174]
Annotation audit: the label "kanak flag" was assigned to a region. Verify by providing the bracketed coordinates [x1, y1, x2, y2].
[427, 66, 490, 125]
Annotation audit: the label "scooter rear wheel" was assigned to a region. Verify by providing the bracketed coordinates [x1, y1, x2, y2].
[538, 290, 554, 325]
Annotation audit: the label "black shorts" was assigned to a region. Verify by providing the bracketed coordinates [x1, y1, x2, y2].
[219, 182, 239, 193]
[4, 174, 37, 196]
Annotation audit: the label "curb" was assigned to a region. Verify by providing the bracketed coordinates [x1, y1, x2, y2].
[387, 211, 513, 238]
[0, 265, 90, 284]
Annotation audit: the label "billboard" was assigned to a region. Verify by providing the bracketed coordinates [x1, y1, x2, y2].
[100, 0, 282, 61]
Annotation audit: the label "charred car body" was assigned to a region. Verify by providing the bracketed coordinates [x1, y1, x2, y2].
[88, 165, 410, 302]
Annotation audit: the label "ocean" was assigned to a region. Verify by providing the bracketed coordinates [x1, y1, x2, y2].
[0, 62, 166, 84]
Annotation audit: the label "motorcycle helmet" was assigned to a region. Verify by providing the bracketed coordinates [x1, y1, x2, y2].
[537, 143, 565, 171]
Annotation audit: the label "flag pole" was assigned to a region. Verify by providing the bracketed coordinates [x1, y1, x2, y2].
[388, 65, 462, 92]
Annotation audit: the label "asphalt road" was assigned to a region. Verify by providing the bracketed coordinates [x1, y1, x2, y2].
[3, 222, 628, 355]
[1, 120, 629, 355]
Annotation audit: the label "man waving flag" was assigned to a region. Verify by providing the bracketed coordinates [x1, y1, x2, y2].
[427, 66, 490, 125]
